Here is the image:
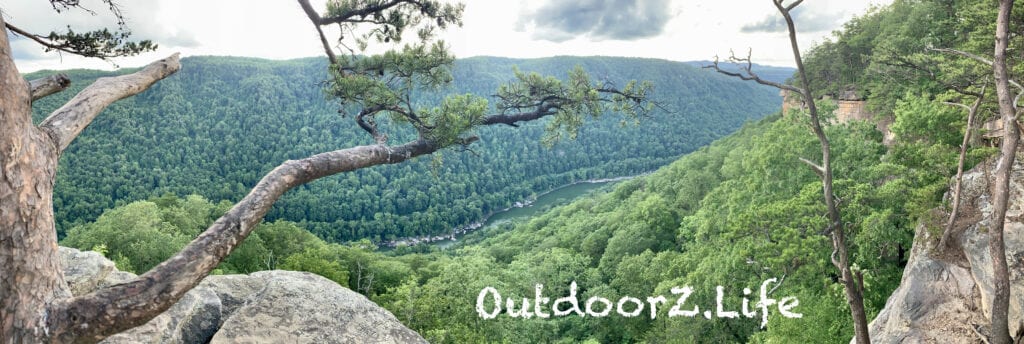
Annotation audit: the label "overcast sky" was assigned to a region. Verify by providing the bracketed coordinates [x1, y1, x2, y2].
[5, 0, 891, 73]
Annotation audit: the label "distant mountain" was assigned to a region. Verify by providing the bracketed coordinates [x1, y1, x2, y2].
[685, 60, 795, 85]
[29, 55, 781, 243]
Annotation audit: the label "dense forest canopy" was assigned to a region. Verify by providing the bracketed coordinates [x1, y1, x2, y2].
[28, 55, 783, 243]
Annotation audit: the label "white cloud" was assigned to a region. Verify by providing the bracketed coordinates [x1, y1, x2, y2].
[7, 0, 892, 73]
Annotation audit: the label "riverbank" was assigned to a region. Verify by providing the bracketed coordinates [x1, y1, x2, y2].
[380, 173, 648, 248]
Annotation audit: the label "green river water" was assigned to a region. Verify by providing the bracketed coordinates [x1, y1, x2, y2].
[426, 179, 620, 249]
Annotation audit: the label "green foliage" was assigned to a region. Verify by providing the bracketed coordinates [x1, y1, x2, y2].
[422, 93, 487, 146]
[325, 0, 463, 48]
[12, 0, 158, 60]
[370, 102, 951, 342]
[890, 92, 964, 146]
[281, 245, 350, 287]
[800, 0, 1024, 116]
[40, 27, 157, 59]
[328, 42, 455, 109]
[62, 201, 192, 273]
[30, 56, 780, 244]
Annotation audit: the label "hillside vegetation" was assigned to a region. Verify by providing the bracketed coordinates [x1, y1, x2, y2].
[30, 56, 781, 243]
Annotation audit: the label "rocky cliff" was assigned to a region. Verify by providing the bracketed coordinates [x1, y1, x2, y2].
[59, 247, 426, 343]
[865, 146, 1023, 342]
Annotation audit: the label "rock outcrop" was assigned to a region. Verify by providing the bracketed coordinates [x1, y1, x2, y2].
[59, 247, 426, 344]
[865, 147, 1024, 343]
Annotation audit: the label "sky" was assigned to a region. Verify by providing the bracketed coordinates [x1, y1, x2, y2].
[5, 0, 892, 73]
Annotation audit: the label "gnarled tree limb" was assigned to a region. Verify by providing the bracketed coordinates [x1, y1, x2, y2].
[38, 53, 180, 153]
[931, 47, 994, 66]
[798, 157, 824, 177]
[4, 23, 74, 56]
[29, 74, 71, 102]
[44, 138, 442, 341]
[482, 106, 556, 127]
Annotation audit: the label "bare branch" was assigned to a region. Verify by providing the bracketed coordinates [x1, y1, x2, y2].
[38, 53, 180, 153]
[297, 0, 338, 66]
[766, 0, 870, 341]
[766, 273, 787, 295]
[986, 2, 1017, 341]
[784, 0, 804, 12]
[29, 74, 71, 102]
[355, 106, 390, 144]
[855, 270, 865, 293]
[939, 90, 979, 250]
[799, 157, 825, 176]
[942, 101, 972, 112]
[971, 324, 993, 344]
[704, 52, 801, 93]
[931, 47, 994, 66]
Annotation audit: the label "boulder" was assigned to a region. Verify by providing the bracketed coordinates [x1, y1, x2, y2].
[101, 286, 222, 344]
[209, 271, 427, 344]
[197, 274, 266, 326]
[59, 246, 116, 296]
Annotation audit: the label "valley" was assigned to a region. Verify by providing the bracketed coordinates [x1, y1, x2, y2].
[28, 56, 783, 244]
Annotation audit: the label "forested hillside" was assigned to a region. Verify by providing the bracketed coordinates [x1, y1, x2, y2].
[28, 56, 781, 243]
[363, 1, 1008, 342]
[65, 100, 983, 342]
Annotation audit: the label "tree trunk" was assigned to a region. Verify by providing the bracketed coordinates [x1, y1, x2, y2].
[708, 2, 872, 341]
[0, 12, 72, 341]
[0, 12, 183, 341]
[774, 1, 870, 342]
[941, 95, 984, 250]
[989, 1, 1018, 343]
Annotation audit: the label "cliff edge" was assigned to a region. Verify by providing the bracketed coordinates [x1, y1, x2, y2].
[866, 146, 1023, 342]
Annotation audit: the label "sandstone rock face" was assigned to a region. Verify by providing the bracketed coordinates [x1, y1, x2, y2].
[59, 247, 426, 343]
[865, 148, 1024, 343]
[196, 274, 266, 326]
[102, 286, 222, 344]
[59, 247, 116, 296]
[209, 271, 427, 344]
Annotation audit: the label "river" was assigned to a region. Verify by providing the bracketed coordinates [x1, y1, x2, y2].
[382, 175, 638, 250]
